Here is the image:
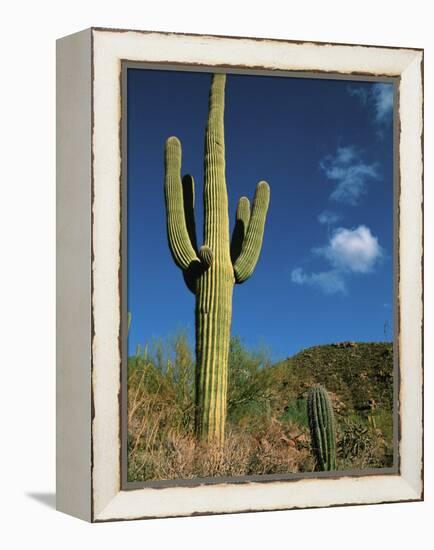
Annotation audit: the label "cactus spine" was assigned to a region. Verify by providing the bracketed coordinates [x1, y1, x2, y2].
[307, 385, 337, 471]
[164, 74, 270, 445]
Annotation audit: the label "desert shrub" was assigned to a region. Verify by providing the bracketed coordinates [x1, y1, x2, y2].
[281, 397, 309, 428]
[127, 333, 196, 480]
[337, 417, 391, 470]
[372, 407, 394, 444]
[227, 336, 273, 424]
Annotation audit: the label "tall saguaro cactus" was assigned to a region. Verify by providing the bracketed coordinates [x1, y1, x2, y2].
[164, 74, 270, 445]
[307, 385, 337, 471]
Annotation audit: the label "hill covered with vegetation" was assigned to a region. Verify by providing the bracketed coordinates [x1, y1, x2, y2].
[230, 341, 393, 431]
[273, 341, 393, 410]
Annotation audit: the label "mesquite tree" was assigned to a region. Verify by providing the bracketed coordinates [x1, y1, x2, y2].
[163, 74, 270, 445]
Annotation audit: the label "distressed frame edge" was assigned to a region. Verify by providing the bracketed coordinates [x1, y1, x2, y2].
[89, 29, 423, 522]
[95, 476, 421, 523]
[396, 52, 424, 499]
[56, 27, 93, 522]
[91, 25, 424, 53]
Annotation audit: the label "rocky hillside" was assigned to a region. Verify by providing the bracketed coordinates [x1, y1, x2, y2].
[260, 341, 394, 421]
[267, 342, 393, 412]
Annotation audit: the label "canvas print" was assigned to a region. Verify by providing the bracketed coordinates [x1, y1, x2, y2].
[125, 68, 396, 484]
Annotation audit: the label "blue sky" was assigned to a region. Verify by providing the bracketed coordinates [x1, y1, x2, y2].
[127, 69, 394, 361]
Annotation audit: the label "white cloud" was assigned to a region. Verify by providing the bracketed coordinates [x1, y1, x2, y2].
[320, 146, 379, 205]
[347, 85, 368, 104]
[291, 267, 307, 285]
[348, 83, 394, 125]
[291, 268, 346, 295]
[316, 225, 383, 273]
[291, 225, 383, 295]
[318, 210, 341, 225]
[334, 146, 357, 164]
[371, 83, 394, 123]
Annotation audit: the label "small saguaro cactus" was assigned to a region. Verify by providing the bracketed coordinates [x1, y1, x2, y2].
[163, 74, 270, 445]
[307, 385, 337, 471]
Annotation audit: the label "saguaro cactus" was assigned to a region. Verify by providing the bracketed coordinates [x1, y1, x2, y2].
[307, 385, 337, 471]
[164, 74, 270, 445]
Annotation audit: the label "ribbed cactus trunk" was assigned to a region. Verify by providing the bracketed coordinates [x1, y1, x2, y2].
[164, 74, 270, 445]
[307, 385, 337, 471]
[195, 75, 233, 443]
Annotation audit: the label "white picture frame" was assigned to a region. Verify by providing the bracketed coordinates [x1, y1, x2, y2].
[56, 27, 423, 522]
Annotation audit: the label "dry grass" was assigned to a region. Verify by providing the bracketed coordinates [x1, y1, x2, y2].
[128, 410, 314, 482]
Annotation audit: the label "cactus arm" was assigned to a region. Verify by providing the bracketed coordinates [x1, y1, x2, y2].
[180, 173, 201, 295]
[164, 136, 200, 270]
[233, 181, 270, 283]
[182, 174, 198, 252]
[230, 196, 250, 263]
[183, 266, 200, 294]
[198, 245, 213, 268]
[182, 245, 213, 295]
